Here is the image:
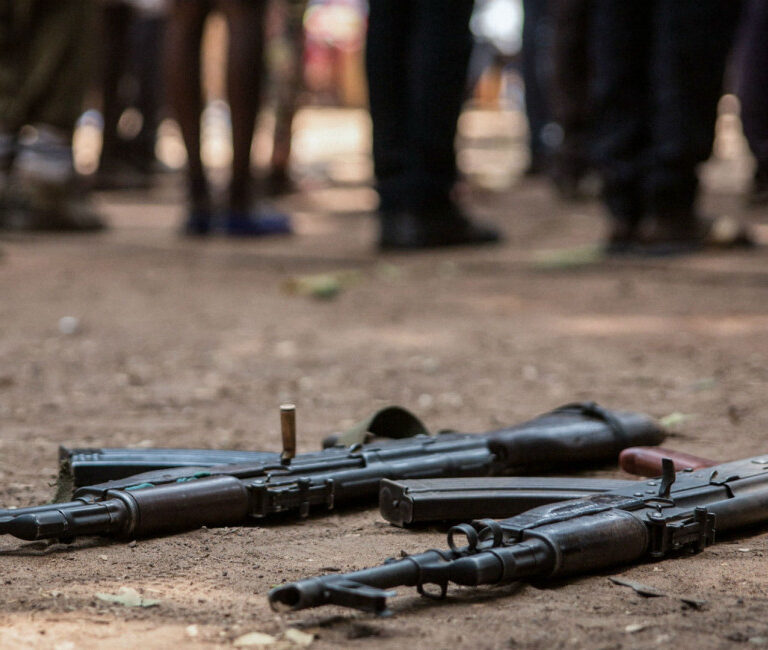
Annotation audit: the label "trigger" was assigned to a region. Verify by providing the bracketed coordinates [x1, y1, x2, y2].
[658, 458, 676, 498]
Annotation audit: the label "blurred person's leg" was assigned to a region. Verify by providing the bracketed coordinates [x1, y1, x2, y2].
[0, 0, 20, 175]
[366, 0, 410, 214]
[99, 2, 132, 169]
[266, 0, 307, 196]
[95, 2, 155, 189]
[590, 1, 650, 250]
[0, 1, 96, 133]
[0, 0, 104, 231]
[405, 0, 473, 211]
[218, 0, 290, 235]
[550, 0, 592, 199]
[368, 0, 500, 249]
[643, 0, 746, 250]
[521, 0, 553, 175]
[166, 0, 211, 234]
[738, 0, 768, 204]
[220, 0, 265, 212]
[131, 11, 168, 173]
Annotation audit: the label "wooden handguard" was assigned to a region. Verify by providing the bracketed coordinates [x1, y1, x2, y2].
[619, 446, 717, 476]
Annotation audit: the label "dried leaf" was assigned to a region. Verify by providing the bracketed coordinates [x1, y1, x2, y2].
[233, 632, 277, 647]
[609, 577, 665, 598]
[95, 586, 160, 608]
[610, 577, 706, 609]
[284, 628, 314, 647]
[625, 623, 646, 634]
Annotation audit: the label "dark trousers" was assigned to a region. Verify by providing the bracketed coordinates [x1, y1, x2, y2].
[551, 0, 592, 178]
[521, 0, 553, 166]
[591, 0, 740, 223]
[366, 0, 474, 212]
[738, 0, 768, 172]
[100, 5, 166, 166]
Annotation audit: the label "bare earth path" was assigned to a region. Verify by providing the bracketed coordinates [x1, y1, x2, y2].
[2, 108, 768, 648]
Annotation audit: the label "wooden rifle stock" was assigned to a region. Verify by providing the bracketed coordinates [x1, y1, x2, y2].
[619, 446, 717, 476]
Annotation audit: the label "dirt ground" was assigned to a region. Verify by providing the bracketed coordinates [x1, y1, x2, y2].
[2, 107, 768, 649]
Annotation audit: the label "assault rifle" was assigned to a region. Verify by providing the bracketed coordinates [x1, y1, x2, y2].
[0, 402, 663, 544]
[378, 447, 720, 526]
[269, 454, 768, 615]
[58, 447, 281, 487]
[56, 404, 430, 487]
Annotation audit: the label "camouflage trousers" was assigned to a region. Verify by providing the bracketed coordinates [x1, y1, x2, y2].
[0, 0, 97, 134]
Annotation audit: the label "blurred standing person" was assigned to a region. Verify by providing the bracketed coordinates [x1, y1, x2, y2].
[549, 0, 592, 199]
[264, 0, 307, 197]
[738, 0, 768, 205]
[0, 0, 104, 231]
[96, 0, 169, 190]
[592, 0, 752, 254]
[367, 0, 501, 250]
[521, 0, 553, 176]
[165, 0, 291, 236]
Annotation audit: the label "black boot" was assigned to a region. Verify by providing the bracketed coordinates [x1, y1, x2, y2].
[378, 202, 501, 251]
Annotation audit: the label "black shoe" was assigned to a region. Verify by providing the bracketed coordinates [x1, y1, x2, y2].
[378, 207, 501, 251]
[181, 208, 213, 237]
[523, 155, 549, 177]
[644, 213, 754, 254]
[607, 213, 756, 257]
[747, 167, 768, 206]
[603, 217, 641, 256]
[0, 181, 105, 232]
[262, 169, 297, 197]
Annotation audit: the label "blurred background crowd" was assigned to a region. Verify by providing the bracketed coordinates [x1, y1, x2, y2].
[0, 0, 765, 254]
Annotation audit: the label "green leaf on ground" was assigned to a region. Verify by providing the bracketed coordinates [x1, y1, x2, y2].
[690, 377, 717, 392]
[282, 270, 362, 300]
[659, 412, 692, 429]
[532, 245, 606, 270]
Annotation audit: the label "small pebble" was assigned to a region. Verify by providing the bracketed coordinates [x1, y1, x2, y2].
[58, 316, 80, 336]
[417, 393, 434, 409]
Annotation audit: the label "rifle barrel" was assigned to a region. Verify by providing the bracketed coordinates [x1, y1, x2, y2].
[269, 455, 768, 615]
[0, 403, 665, 544]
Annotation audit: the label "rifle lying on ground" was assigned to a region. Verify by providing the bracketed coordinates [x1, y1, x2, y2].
[0, 402, 663, 544]
[378, 446, 720, 526]
[57, 411, 695, 490]
[58, 447, 282, 487]
[56, 404, 433, 487]
[269, 453, 768, 615]
[379, 476, 639, 526]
